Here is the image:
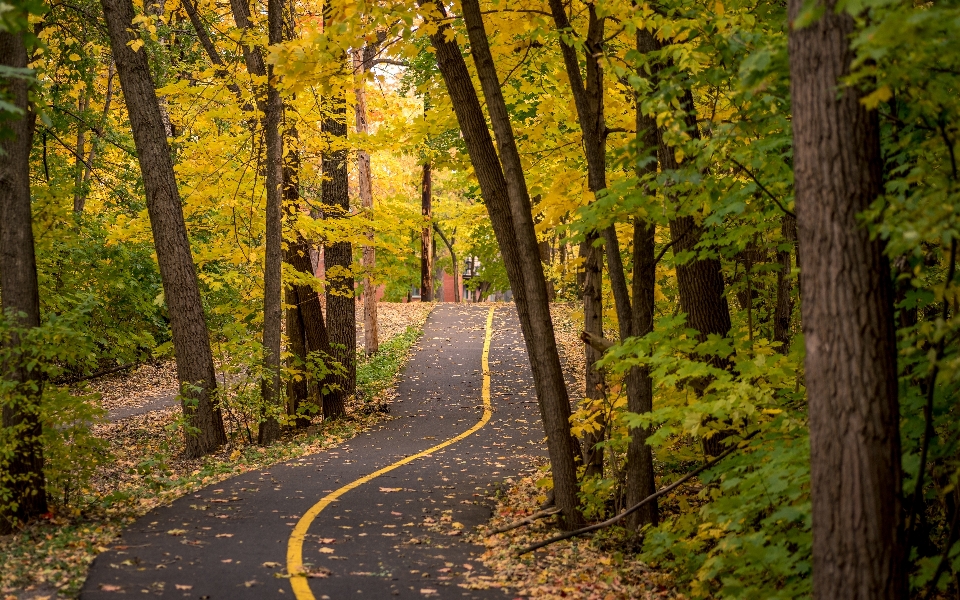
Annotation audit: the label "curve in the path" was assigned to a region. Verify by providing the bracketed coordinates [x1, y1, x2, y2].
[81, 304, 545, 599]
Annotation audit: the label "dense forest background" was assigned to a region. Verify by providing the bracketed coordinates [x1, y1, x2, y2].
[1, 0, 959, 596]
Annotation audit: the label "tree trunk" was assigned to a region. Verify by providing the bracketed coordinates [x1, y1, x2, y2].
[284, 282, 309, 426]
[773, 214, 797, 353]
[581, 236, 605, 480]
[547, 0, 635, 485]
[432, 0, 585, 528]
[256, 0, 284, 446]
[420, 162, 434, 302]
[434, 224, 459, 303]
[73, 91, 89, 212]
[624, 30, 661, 527]
[354, 47, 378, 355]
[287, 234, 341, 418]
[322, 74, 356, 405]
[0, 27, 48, 533]
[788, 1, 906, 597]
[77, 62, 116, 212]
[101, 0, 226, 457]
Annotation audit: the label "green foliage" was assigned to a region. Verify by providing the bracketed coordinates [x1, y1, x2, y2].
[0, 308, 109, 515]
[357, 324, 423, 403]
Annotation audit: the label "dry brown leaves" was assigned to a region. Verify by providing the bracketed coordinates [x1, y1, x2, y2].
[357, 301, 434, 348]
[464, 461, 681, 600]
[2, 304, 430, 598]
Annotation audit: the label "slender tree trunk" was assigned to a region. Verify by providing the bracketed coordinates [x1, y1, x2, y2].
[548, 0, 635, 482]
[283, 132, 317, 425]
[434, 224, 460, 303]
[322, 72, 356, 406]
[624, 30, 661, 527]
[354, 47, 378, 355]
[287, 232, 341, 418]
[73, 92, 89, 212]
[256, 0, 284, 445]
[450, 0, 584, 528]
[284, 283, 309, 425]
[77, 62, 115, 212]
[0, 27, 48, 533]
[788, 0, 906, 596]
[420, 162, 434, 302]
[773, 214, 797, 353]
[581, 237, 605, 479]
[101, 0, 226, 457]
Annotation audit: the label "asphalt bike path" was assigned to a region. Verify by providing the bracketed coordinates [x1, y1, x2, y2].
[81, 304, 546, 599]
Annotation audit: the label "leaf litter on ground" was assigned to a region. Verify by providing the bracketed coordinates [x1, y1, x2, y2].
[0, 303, 432, 599]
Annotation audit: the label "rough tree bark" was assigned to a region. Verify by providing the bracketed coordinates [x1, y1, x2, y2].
[647, 34, 732, 456]
[0, 26, 48, 533]
[420, 162, 434, 302]
[451, 0, 584, 528]
[256, 0, 284, 445]
[101, 0, 226, 457]
[322, 61, 356, 406]
[354, 46, 379, 355]
[788, 0, 906, 596]
[623, 27, 661, 529]
[773, 214, 797, 353]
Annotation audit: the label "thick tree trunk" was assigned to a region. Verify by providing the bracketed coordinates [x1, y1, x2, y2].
[322, 79, 356, 407]
[420, 162, 433, 302]
[0, 28, 48, 533]
[773, 214, 797, 353]
[101, 0, 226, 457]
[354, 47, 378, 355]
[788, 1, 906, 597]
[433, 0, 584, 528]
[257, 0, 284, 445]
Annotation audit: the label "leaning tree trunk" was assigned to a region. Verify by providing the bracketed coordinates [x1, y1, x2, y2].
[452, 0, 584, 528]
[354, 47, 379, 355]
[788, 1, 906, 597]
[322, 76, 355, 412]
[101, 0, 226, 457]
[0, 26, 48, 533]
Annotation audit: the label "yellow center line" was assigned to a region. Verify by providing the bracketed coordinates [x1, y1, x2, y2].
[287, 306, 496, 599]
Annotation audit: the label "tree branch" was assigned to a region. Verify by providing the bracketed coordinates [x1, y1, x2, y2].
[729, 157, 796, 218]
[517, 429, 760, 555]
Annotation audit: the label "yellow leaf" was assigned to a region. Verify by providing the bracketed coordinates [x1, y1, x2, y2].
[127, 38, 144, 52]
[69, 53, 80, 61]
[861, 85, 892, 110]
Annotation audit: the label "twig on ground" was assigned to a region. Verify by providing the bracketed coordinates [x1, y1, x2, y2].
[517, 430, 760, 555]
[489, 507, 561, 535]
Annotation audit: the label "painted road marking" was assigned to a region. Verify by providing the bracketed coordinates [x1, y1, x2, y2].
[287, 306, 496, 599]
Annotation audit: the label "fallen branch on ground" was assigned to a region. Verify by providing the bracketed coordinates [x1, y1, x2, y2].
[517, 430, 760, 555]
[489, 507, 560, 535]
[60, 362, 138, 385]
